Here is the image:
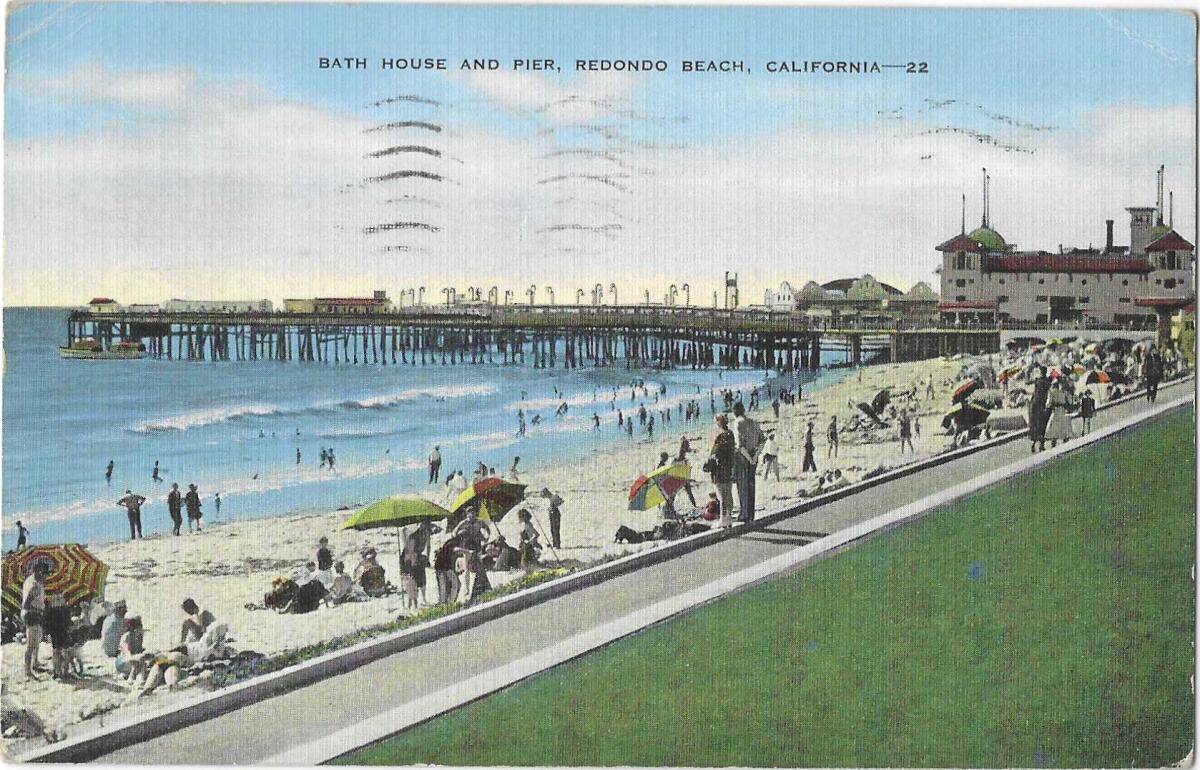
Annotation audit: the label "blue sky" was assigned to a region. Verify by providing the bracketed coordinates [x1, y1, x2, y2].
[7, 6, 1195, 141]
[4, 5, 1196, 306]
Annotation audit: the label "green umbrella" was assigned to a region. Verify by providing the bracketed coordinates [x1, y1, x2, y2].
[343, 497, 449, 530]
[343, 497, 450, 584]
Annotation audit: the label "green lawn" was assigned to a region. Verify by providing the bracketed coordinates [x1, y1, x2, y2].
[341, 408, 1196, 767]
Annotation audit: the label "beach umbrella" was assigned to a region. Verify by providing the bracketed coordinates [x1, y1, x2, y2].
[628, 463, 690, 511]
[852, 401, 887, 427]
[449, 477, 527, 523]
[997, 364, 1023, 384]
[344, 497, 450, 581]
[951, 379, 979, 404]
[2, 545, 108, 613]
[1045, 338, 1065, 349]
[941, 402, 989, 431]
[343, 496, 450, 530]
[870, 389, 891, 416]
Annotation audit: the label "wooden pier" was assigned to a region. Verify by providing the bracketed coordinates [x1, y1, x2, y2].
[65, 305, 1000, 370]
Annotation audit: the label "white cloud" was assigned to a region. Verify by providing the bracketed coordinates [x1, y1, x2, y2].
[5, 69, 1195, 308]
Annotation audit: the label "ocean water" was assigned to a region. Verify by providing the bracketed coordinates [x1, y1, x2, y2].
[3, 307, 849, 547]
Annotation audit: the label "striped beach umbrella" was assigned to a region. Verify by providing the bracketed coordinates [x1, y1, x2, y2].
[2, 545, 108, 612]
[628, 463, 690, 511]
[951, 379, 980, 404]
[449, 477, 527, 523]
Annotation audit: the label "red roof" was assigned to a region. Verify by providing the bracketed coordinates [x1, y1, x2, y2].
[88, 297, 116, 304]
[987, 254, 1153, 274]
[938, 301, 997, 310]
[1133, 296, 1194, 309]
[314, 297, 388, 306]
[1145, 230, 1194, 252]
[935, 233, 982, 253]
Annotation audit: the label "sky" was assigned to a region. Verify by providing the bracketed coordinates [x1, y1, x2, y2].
[4, 4, 1196, 306]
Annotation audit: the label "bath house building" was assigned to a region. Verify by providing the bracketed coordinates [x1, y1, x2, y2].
[937, 204, 1194, 327]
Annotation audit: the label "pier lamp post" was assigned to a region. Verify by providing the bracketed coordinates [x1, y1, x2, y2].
[609, 283, 618, 306]
[442, 288, 455, 307]
[527, 285, 537, 305]
[546, 286, 556, 305]
[488, 287, 498, 305]
[576, 289, 585, 305]
[593, 283, 604, 306]
[668, 285, 678, 306]
[712, 291, 718, 308]
[504, 290, 513, 305]
[418, 287, 426, 306]
[681, 283, 691, 306]
[406, 288, 415, 307]
[643, 289, 650, 305]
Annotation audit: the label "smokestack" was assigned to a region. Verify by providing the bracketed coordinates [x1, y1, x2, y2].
[1105, 219, 1114, 254]
[1170, 191, 1174, 229]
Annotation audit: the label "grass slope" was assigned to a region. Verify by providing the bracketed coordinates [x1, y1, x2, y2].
[342, 408, 1195, 767]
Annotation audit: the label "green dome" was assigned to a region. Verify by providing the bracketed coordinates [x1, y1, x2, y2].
[1152, 223, 1171, 238]
[968, 226, 1007, 252]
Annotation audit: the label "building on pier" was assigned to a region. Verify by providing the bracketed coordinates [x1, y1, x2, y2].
[285, 291, 392, 314]
[764, 276, 940, 324]
[163, 298, 274, 313]
[937, 167, 1195, 326]
[84, 297, 121, 313]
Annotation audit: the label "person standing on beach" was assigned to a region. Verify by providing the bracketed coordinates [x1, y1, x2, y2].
[214, 493, 222, 516]
[802, 422, 818, 473]
[23, 562, 49, 680]
[898, 411, 915, 454]
[116, 490, 146, 540]
[731, 403, 764, 523]
[167, 483, 183, 536]
[760, 433, 780, 481]
[592, 413, 601, 431]
[15, 520, 29, 551]
[428, 446, 442, 484]
[184, 484, 202, 532]
[319, 448, 328, 469]
[647, 415, 655, 438]
[707, 414, 736, 528]
[626, 419, 633, 439]
[1142, 346, 1163, 403]
[296, 448, 301, 465]
[510, 456, 521, 481]
[826, 416, 839, 459]
[151, 461, 162, 484]
[541, 488, 564, 549]
[327, 448, 336, 470]
[105, 460, 114, 484]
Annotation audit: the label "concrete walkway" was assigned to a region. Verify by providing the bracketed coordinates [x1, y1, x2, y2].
[98, 381, 1193, 764]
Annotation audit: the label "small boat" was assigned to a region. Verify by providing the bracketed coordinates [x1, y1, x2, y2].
[59, 338, 146, 360]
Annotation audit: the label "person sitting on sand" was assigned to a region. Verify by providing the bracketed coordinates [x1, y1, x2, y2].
[179, 598, 215, 645]
[101, 600, 128, 658]
[353, 548, 387, 597]
[281, 576, 327, 614]
[516, 509, 542, 567]
[327, 561, 367, 605]
[316, 536, 334, 572]
[116, 616, 146, 680]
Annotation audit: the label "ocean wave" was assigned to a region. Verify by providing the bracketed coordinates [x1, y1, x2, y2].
[130, 384, 497, 433]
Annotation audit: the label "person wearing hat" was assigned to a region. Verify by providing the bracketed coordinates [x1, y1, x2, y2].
[353, 547, 387, 597]
[22, 561, 50, 679]
[100, 600, 128, 658]
[540, 488, 564, 549]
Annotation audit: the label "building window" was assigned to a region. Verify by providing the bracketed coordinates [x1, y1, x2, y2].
[1036, 295, 1048, 302]
[1119, 297, 1131, 304]
[1167, 251, 1178, 270]
[998, 278, 1005, 284]
[1155, 279, 1162, 285]
[1165, 278, 1177, 289]
[1078, 297, 1090, 304]
[1036, 313, 1048, 324]
[1038, 278, 1045, 284]
[955, 295, 967, 302]
[1081, 279, 1087, 285]
[997, 295, 1009, 303]
[955, 252, 967, 270]
[1122, 279, 1129, 286]
[969, 279, 975, 284]
[955, 279, 966, 288]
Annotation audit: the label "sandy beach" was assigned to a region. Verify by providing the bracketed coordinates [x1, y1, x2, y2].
[0, 352, 1060, 749]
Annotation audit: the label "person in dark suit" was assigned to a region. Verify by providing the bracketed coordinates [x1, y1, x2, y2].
[167, 483, 183, 536]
